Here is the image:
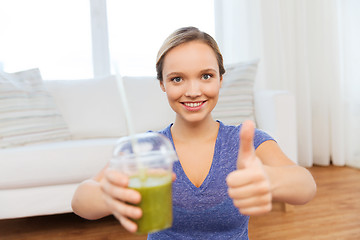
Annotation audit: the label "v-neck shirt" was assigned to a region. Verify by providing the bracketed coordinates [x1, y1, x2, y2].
[148, 121, 274, 240]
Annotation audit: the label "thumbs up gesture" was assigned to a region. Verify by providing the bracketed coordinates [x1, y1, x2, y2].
[226, 120, 272, 216]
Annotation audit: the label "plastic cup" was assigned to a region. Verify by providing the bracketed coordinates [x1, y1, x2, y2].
[110, 132, 177, 234]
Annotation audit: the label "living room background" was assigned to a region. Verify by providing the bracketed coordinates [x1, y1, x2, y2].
[1, 0, 360, 222]
[1, 0, 359, 167]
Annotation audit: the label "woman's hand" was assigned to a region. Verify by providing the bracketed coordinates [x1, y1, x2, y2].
[100, 168, 142, 233]
[100, 168, 177, 233]
[226, 120, 272, 216]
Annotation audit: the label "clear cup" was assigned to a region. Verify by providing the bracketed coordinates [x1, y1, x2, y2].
[110, 132, 178, 234]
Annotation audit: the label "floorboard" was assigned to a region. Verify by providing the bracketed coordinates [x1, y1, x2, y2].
[249, 165, 360, 240]
[1, 165, 359, 240]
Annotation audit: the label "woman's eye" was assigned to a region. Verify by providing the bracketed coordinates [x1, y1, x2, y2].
[202, 74, 212, 80]
[171, 77, 182, 83]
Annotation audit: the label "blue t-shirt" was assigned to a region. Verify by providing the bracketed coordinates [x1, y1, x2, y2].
[148, 121, 274, 240]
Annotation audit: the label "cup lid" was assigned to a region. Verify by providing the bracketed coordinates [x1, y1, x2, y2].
[112, 132, 178, 162]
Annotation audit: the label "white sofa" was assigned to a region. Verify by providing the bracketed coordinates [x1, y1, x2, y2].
[0, 75, 297, 220]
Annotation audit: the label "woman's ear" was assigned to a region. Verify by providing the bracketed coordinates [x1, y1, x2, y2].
[159, 80, 166, 92]
[220, 75, 223, 88]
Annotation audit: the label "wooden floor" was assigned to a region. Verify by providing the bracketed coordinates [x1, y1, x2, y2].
[249, 165, 360, 240]
[1, 165, 359, 240]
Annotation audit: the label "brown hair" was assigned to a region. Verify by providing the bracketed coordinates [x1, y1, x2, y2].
[156, 26, 225, 81]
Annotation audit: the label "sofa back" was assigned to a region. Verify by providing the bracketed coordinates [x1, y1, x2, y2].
[44, 76, 174, 139]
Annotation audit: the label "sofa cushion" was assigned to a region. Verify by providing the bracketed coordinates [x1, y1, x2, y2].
[44, 76, 174, 139]
[212, 60, 258, 126]
[44, 76, 128, 139]
[0, 69, 71, 148]
[122, 76, 175, 133]
[0, 138, 118, 189]
[0, 183, 79, 219]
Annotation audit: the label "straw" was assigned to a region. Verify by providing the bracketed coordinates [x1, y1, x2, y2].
[113, 62, 146, 182]
[113, 64, 135, 137]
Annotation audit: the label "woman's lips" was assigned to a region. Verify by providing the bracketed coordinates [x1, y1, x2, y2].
[182, 101, 206, 111]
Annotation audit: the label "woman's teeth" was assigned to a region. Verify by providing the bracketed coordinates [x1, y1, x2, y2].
[184, 102, 202, 107]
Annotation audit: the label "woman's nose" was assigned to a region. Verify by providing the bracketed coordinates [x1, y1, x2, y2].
[184, 79, 201, 98]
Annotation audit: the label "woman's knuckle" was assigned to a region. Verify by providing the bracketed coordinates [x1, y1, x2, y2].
[227, 188, 235, 198]
[233, 199, 241, 208]
[265, 203, 272, 212]
[115, 201, 127, 215]
[258, 182, 270, 194]
[124, 206, 133, 217]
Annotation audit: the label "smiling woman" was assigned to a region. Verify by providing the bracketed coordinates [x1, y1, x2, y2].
[71, 26, 316, 240]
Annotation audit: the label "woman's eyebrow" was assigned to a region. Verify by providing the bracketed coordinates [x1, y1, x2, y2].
[200, 68, 217, 73]
[166, 72, 183, 78]
[165, 68, 217, 78]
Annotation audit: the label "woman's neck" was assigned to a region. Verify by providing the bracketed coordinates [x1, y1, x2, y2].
[171, 115, 219, 143]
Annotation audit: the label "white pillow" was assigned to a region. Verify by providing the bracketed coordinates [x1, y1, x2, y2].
[122, 76, 175, 133]
[212, 60, 258, 126]
[0, 69, 71, 148]
[44, 76, 128, 139]
[44, 76, 174, 140]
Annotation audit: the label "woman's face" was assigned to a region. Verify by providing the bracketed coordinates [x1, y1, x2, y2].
[160, 41, 222, 124]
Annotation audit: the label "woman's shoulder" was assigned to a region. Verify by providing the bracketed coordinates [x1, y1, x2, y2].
[218, 120, 275, 149]
[147, 123, 173, 141]
[218, 120, 239, 132]
[217, 121, 240, 143]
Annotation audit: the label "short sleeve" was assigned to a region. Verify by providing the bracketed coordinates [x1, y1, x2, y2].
[254, 128, 276, 149]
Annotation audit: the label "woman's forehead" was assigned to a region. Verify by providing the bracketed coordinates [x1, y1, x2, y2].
[163, 41, 218, 72]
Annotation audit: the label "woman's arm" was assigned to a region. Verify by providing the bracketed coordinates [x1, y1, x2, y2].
[71, 166, 142, 233]
[71, 167, 112, 220]
[227, 120, 316, 216]
[257, 140, 317, 205]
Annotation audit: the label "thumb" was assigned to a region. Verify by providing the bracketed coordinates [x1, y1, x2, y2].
[237, 120, 256, 169]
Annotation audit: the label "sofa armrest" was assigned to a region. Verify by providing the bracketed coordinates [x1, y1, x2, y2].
[254, 90, 298, 164]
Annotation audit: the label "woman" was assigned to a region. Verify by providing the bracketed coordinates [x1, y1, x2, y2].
[72, 27, 316, 239]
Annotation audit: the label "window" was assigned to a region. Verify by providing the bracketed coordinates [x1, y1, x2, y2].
[0, 0, 92, 80]
[107, 0, 215, 76]
[0, 0, 215, 79]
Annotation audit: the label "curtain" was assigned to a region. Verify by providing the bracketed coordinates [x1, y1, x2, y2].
[338, 0, 360, 168]
[215, 0, 360, 168]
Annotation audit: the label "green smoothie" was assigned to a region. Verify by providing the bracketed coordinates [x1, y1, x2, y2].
[129, 174, 173, 234]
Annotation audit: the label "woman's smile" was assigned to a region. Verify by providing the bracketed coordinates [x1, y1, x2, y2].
[182, 101, 207, 111]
